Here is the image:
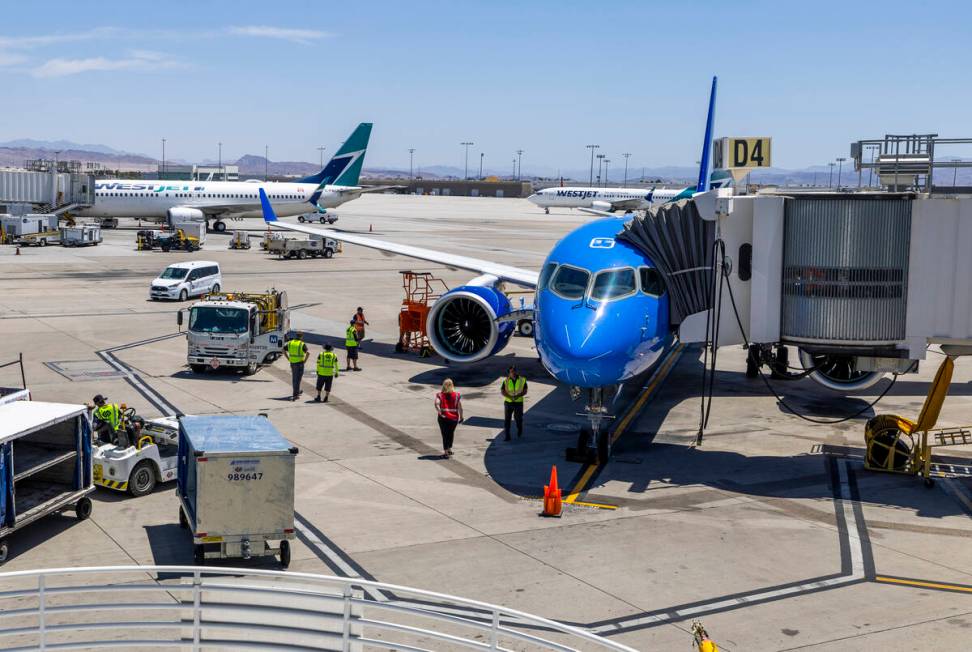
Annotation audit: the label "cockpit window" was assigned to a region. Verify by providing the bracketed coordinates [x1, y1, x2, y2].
[640, 267, 665, 297]
[591, 268, 637, 301]
[538, 262, 557, 291]
[550, 265, 590, 299]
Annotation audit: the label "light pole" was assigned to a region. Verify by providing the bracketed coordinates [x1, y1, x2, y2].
[512, 158, 516, 178]
[53, 150, 60, 171]
[604, 159, 610, 187]
[460, 142, 474, 179]
[317, 146, 326, 168]
[218, 142, 222, 180]
[828, 162, 835, 187]
[161, 138, 166, 179]
[516, 149, 523, 181]
[596, 154, 605, 187]
[479, 152, 484, 179]
[622, 152, 631, 187]
[409, 148, 415, 180]
[265, 145, 269, 181]
[836, 157, 846, 188]
[586, 144, 599, 186]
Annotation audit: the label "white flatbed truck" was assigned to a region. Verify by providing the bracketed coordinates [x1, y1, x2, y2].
[179, 290, 289, 375]
[267, 234, 341, 260]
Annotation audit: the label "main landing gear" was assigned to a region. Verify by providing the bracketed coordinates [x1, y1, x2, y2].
[566, 387, 615, 464]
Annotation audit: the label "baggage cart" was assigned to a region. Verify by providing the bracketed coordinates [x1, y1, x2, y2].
[0, 401, 94, 564]
[177, 415, 297, 567]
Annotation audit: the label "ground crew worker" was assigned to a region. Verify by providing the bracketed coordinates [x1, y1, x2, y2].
[345, 319, 361, 371]
[285, 331, 309, 401]
[501, 366, 528, 441]
[352, 306, 369, 341]
[88, 394, 121, 444]
[314, 344, 339, 402]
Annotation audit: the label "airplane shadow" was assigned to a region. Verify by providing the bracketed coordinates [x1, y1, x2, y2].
[480, 346, 971, 519]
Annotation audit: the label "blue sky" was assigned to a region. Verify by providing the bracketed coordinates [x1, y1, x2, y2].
[0, 1, 969, 173]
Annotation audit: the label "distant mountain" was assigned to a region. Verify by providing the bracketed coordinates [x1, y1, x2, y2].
[234, 155, 320, 178]
[0, 138, 150, 157]
[0, 145, 158, 172]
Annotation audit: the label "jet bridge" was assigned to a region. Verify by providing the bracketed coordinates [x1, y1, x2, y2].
[623, 189, 972, 392]
[0, 166, 95, 216]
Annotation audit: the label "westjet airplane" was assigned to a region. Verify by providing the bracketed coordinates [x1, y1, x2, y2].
[258, 79, 721, 461]
[527, 172, 732, 214]
[75, 123, 373, 232]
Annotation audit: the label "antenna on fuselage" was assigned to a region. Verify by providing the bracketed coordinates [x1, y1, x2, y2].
[695, 76, 717, 193]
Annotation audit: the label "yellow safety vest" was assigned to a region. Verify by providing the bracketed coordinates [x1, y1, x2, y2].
[286, 339, 306, 364]
[345, 325, 359, 348]
[504, 377, 526, 403]
[317, 351, 339, 377]
[95, 404, 121, 431]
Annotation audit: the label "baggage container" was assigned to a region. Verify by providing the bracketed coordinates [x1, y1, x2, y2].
[0, 402, 94, 564]
[177, 415, 297, 567]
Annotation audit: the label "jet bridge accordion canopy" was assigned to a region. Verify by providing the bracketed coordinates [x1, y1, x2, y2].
[617, 199, 715, 325]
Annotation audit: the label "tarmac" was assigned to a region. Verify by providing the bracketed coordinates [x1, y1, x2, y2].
[0, 193, 970, 650]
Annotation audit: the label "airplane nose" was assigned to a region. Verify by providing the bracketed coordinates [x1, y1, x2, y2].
[536, 301, 629, 387]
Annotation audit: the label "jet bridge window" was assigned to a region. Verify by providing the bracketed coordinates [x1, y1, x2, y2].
[550, 265, 591, 299]
[591, 268, 637, 301]
[639, 267, 665, 297]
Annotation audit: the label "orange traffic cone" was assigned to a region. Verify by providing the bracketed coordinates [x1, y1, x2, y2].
[542, 465, 562, 517]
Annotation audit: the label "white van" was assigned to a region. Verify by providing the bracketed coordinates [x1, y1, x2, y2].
[150, 261, 222, 301]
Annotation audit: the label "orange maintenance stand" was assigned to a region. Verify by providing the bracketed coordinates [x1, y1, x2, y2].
[395, 271, 449, 357]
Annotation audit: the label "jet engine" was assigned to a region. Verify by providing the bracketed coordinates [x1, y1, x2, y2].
[591, 200, 615, 212]
[426, 276, 514, 363]
[167, 207, 206, 224]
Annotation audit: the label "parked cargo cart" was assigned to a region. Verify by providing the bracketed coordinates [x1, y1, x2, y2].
[0, 401, 94, 564]
[177, 415, 297, 567]
[60, 224, 102, 247]
[0, 354, 30, 406]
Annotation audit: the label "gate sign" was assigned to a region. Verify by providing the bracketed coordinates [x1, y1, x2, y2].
[714, 137, 772, 169]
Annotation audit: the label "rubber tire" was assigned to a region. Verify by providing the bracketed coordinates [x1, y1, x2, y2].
[75, 496, 92, 521]
[279, 540, 291, 569]
[244, 362, 258, 376]
[298, 250, 307, 260]
[179, 289, 188, 302]
[319, 216, 327, 224]
[128, 461, 157, 497]
[190, 364, 206, 374]
[161, 245, 171, 252]
[297, 216, 305, 223]
[193, 544, 205, 565]
[211, 283, 220, 293]
[213, 221, 226, 233]
[323, 248, 333, 259]
[0, 540, 7, 565]
[517, 320, 534, 338]
[40, 239, 47, 247]
[179, 508, 189, 529]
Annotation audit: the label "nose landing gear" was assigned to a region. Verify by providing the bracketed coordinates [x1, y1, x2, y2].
[566, 387, 616, 464]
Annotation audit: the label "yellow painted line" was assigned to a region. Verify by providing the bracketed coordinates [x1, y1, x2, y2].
[572, 500, 619, 510]
[875, 576, 972, 593]
[563, 343, 685, 506]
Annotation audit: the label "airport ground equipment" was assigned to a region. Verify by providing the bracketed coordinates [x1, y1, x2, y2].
[228, 230, 251, 249]
[179, 289, 288, 375]
[136, 229, 164, 250]
[864, 355, 972, 486]
[267, 233, 341, 259]
[395, 271, 448, 356]
[157, 228, 200, 252]
[0, 355, 29, 405]
[0, 401, 94, 564]
[177, 415, 297, 567]
[59, 224, 101, 247]
[670, 190, 972, 393]
[93, 414, 180, 496]
[2, 213, 59, 246]
[297, 211, 338, 224]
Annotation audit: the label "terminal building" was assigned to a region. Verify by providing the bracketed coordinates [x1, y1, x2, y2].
[364, 177, 533, 198]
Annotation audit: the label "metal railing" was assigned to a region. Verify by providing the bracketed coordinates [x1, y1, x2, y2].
[0, 565, 637, 651]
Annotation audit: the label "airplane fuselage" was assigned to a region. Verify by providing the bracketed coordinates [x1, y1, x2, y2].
[76, 179, 361, 221]
[533, 217, 673, 388]
[528, 186, 687, 212]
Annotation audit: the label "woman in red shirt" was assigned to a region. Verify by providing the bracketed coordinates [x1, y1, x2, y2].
[434, 378, 463, 457]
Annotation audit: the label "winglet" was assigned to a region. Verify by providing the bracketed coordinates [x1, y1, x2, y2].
[259, 188, 277, 223]
[695, 76, 717, 193]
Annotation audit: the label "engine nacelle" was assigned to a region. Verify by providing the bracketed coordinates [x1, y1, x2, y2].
[426, 282, 514, 363]
[167, 207, 206, 225]
[591, 200, 614, 212]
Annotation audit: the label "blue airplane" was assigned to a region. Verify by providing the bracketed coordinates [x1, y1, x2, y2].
[259, 77, 720, 459]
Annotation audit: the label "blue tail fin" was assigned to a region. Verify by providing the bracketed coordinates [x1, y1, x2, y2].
[299, 122, 373, 186]
[259, 188, 277, 223]
[695, 77, 717, 193]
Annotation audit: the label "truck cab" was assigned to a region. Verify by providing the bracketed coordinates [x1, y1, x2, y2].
[181, 290, 288, 375]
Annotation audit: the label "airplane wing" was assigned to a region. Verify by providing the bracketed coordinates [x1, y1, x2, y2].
[258, 188, 538, 288]
[607, 198, 646, 211]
